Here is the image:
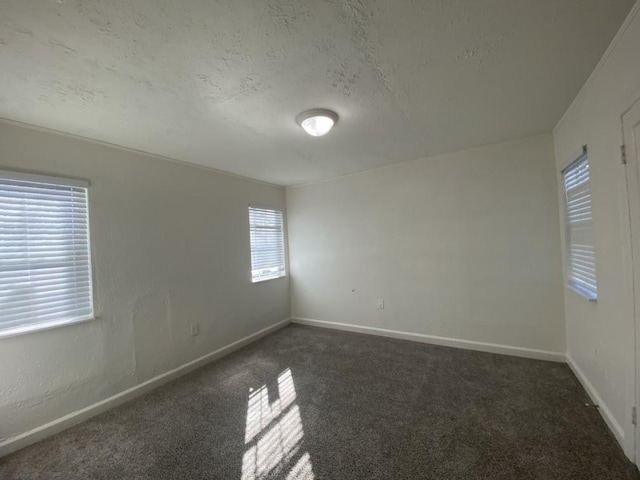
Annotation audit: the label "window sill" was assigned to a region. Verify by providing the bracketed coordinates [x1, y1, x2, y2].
[251, 274, 287, 284]
[0, 315, 98, 340]
[566, 284, 598, 303]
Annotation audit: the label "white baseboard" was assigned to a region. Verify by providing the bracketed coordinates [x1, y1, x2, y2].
[566, 354, 627, 455]
[5, 317, 629, 464]
[0, 317, 291, 458]
[292, 318, 634, 460]
[291, 317, 566, 362]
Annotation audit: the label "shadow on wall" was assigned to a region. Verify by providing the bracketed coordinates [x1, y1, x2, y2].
[242, 368, 316, 480]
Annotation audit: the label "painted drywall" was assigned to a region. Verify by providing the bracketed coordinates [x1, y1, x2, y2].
[0, 120, 289, 444]
[287, 135, 565, 354]
[553, 3, 640, 457]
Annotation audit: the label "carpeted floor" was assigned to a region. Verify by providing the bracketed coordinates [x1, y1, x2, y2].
[1, 324, 638, 480]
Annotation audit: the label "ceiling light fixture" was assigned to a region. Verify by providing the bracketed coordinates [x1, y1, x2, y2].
[296, 109, 338, 137]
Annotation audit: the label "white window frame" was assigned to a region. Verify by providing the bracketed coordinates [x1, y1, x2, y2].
[248, 205, 286, 283]
[0, 170, 95, 338]
[561, 148, 598, 301]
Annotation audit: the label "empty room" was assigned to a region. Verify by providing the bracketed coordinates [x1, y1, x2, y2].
[2, 1, 640, 479]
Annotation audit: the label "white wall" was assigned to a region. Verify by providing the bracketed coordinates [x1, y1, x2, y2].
[0, 121, 289, 445]
[553, 3, 640, 457]
[287, 135, 565, 356]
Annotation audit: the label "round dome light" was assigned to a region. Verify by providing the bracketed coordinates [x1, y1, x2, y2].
[296, 109, 338, 137]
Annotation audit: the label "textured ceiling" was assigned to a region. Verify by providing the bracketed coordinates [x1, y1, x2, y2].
[0, 0, 634, 185]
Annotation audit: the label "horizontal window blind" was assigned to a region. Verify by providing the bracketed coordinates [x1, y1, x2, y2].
[562, 153, 597, 299]
[0, 172, 94, 334]
[249, 206, 285, 282]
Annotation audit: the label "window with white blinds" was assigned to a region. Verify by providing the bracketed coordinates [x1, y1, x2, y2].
[249, 206, 286, 283]
[562, 152, 597, 300]
[0, 171, 94, 337]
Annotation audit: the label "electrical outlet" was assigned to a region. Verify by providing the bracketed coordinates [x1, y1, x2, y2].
[190, 324, 199, 336]
[377, 299, 384, 309]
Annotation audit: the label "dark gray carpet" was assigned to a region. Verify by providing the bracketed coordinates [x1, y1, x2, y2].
[1, 324, 638, 479]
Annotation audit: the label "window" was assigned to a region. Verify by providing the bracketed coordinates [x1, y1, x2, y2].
[562, 151, 597, 300]
[249, 206, 286, 282]
[0, 171, 94, 337]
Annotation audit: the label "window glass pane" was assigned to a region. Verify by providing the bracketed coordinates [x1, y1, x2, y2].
[563, 154, 597, 299]
[249, 206, 286, 282]
[0, 173, 94, 335]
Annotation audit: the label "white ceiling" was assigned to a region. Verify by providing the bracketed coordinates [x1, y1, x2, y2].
[0, 0, 634, 186]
